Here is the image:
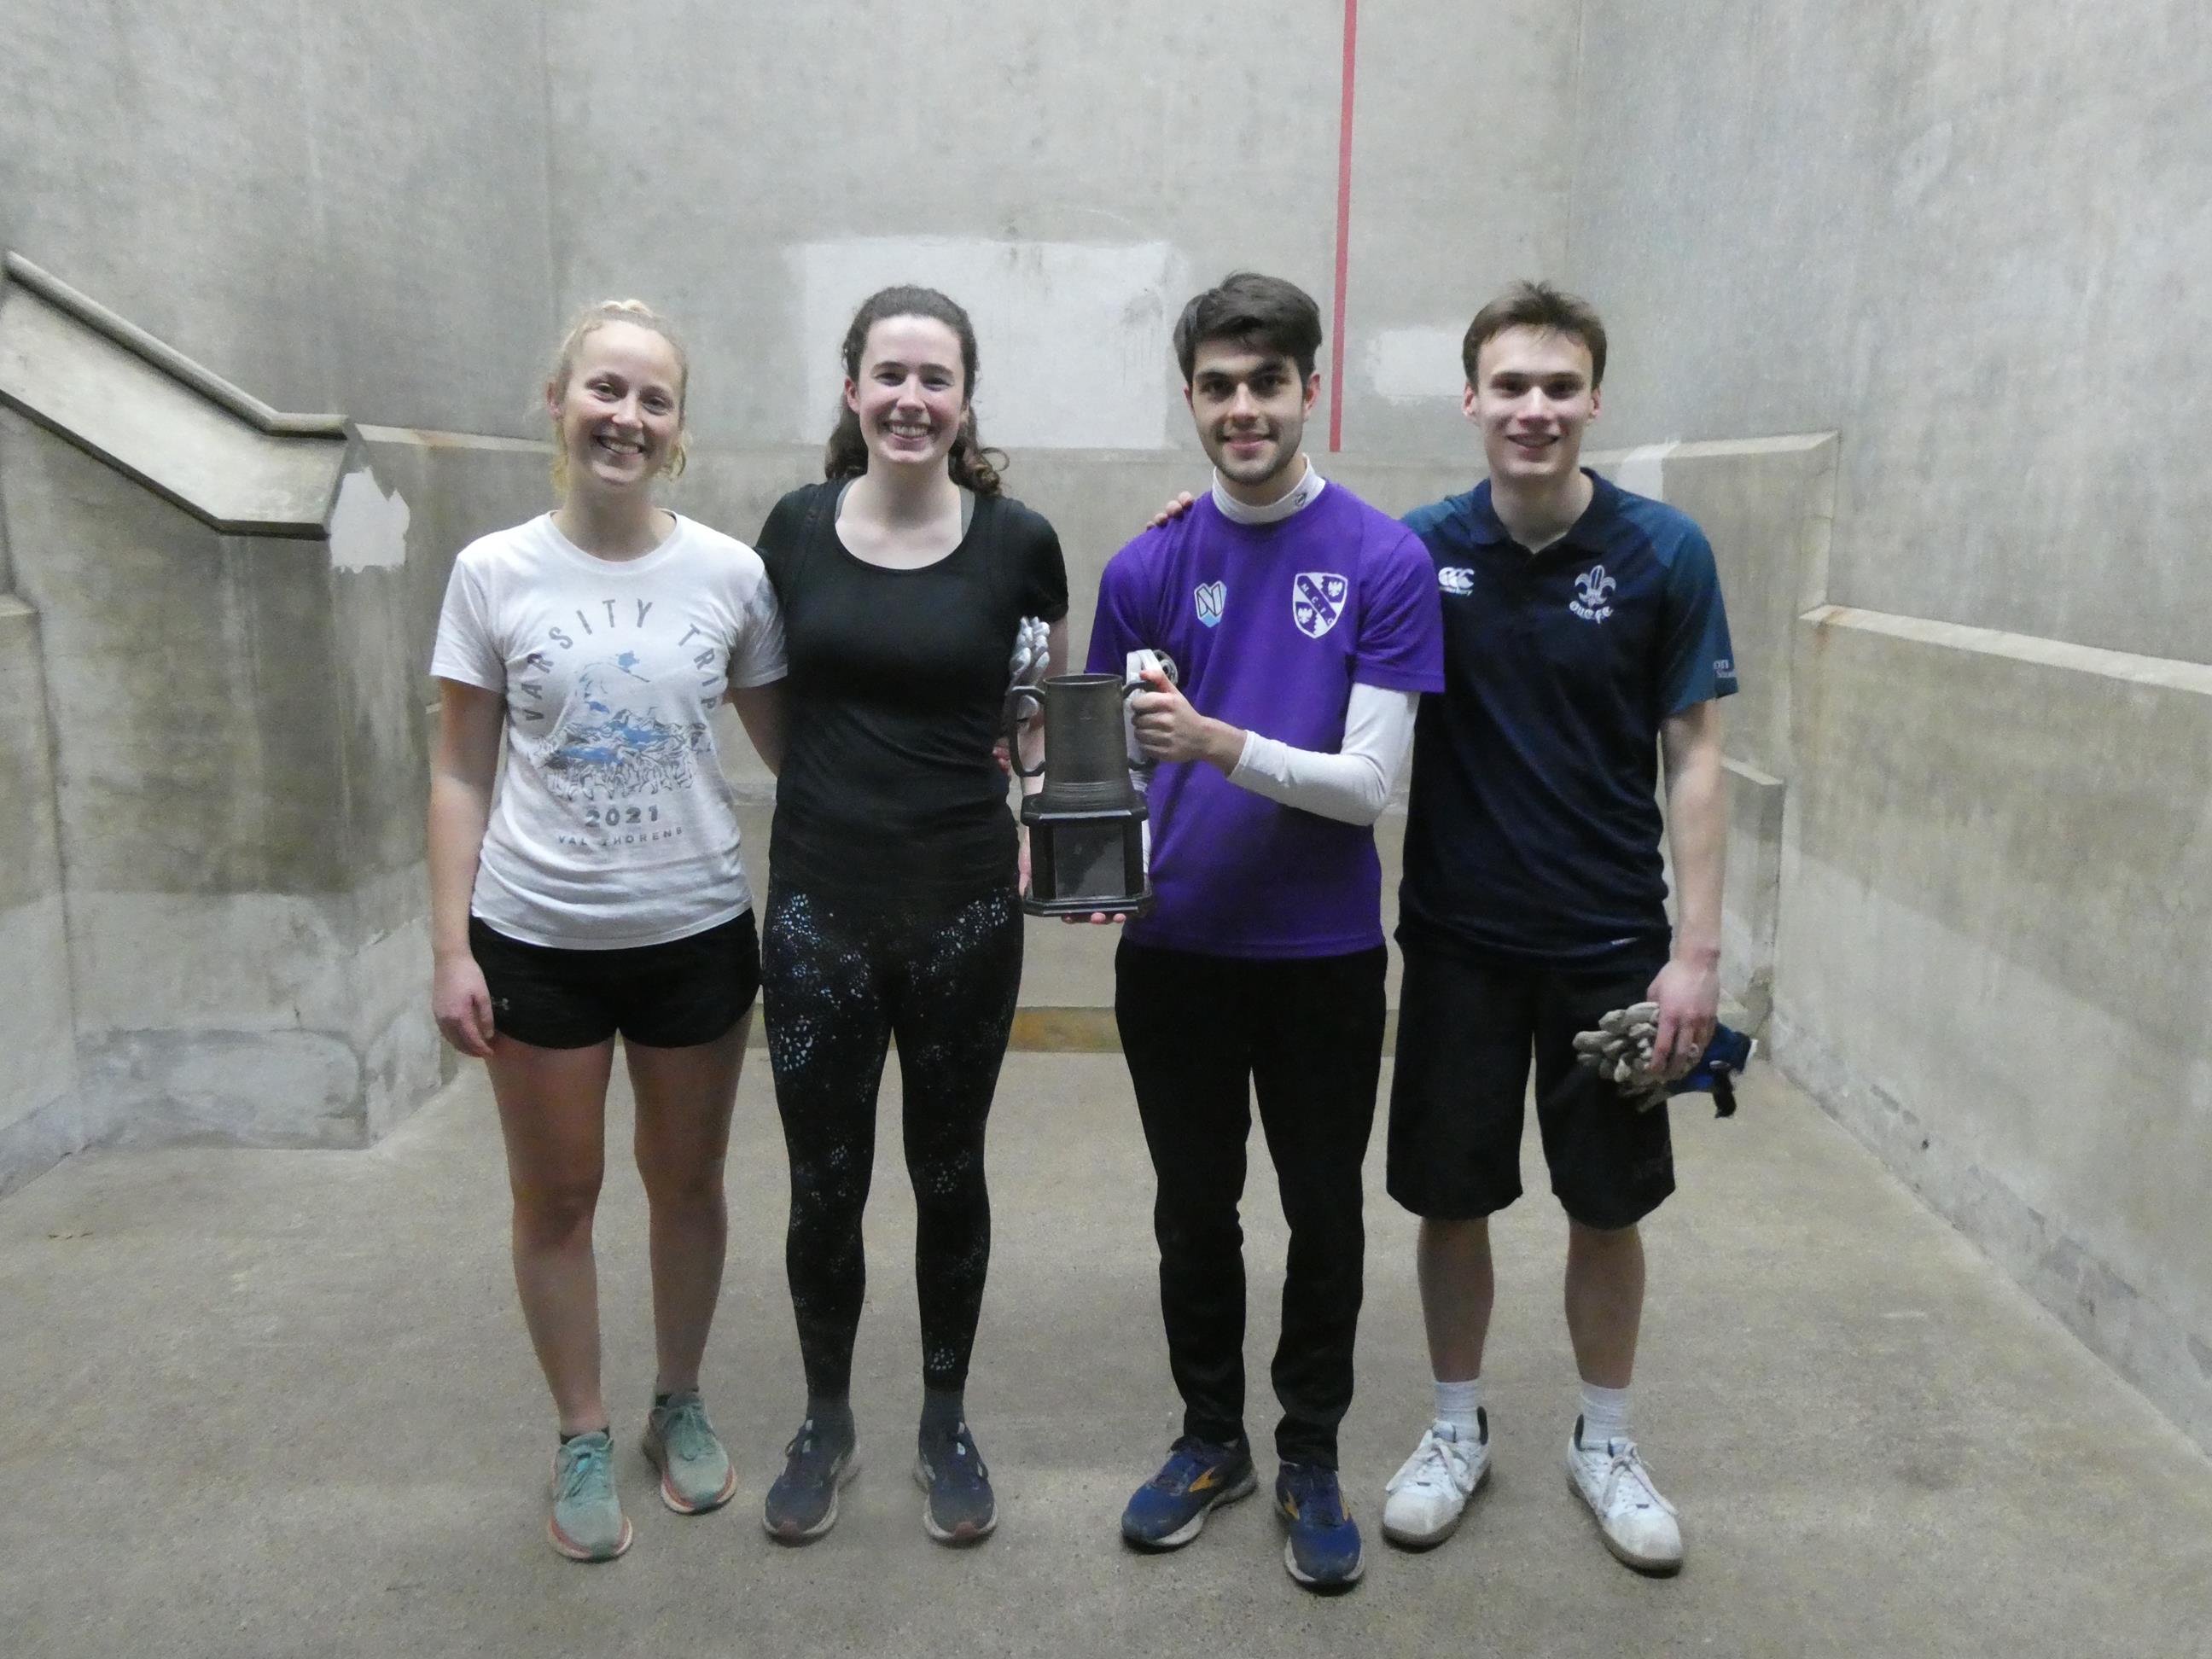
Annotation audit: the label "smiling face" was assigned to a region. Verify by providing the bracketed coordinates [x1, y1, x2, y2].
[545, 319, 684, 498]
[845, 314, 969, 475]
[1185, 338, 1318, 500]
[1466, 324, 1601, 487]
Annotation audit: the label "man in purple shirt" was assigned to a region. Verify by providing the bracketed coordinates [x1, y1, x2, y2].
[1085, 273, 1444, 1592]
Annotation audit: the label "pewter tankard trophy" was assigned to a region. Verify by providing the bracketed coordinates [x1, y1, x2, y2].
[1006, 673, 1155, 917]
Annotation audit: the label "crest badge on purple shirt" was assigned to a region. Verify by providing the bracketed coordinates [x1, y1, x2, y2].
[1193, 579, 1226, 627]
[1290, 571, 1348, 639]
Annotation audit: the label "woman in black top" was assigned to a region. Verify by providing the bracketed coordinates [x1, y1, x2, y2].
[754, 286, 1068, 1546]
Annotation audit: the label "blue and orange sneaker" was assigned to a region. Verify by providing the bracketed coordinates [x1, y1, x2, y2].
[1275, 1461, 1365, 1590]
[1121, 1435, 1257, 1549]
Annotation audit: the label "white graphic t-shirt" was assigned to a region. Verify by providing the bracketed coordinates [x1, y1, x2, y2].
[431, 512, 787, 948]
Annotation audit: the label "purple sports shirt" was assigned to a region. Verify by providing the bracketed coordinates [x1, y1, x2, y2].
[1086, 484, 1444, 958]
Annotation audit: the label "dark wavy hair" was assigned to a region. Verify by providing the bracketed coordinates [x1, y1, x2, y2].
[1172, 271, 1324, 385]
[824, 285, 1004, 496]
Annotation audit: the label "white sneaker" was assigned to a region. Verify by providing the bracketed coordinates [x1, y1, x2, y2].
[1565, 1417, 1683, 1573]
[1381, 1414, 1490, 1547]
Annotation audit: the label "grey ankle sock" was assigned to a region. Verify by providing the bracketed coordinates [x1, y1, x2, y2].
[919, 1387, 966, 1439]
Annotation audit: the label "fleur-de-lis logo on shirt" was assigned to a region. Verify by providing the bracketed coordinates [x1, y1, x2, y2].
[1569, 563, 1616, 623]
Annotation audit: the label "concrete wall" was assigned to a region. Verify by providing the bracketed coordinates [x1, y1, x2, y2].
[1, 1, 1577, 455]
[0, 593, 78, 1162]
[544, 0, 1576, 458]
[0, 1, 556, 434]
[1565, 0, 2212, 665]
[0, 268, 515, 1191]
[0, 410, 434, 1167]
[1775, 608, 2212, 1449]
[1564, 3, 2212, 1448]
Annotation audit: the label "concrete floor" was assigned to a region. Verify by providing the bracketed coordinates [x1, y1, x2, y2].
[4, 1055, 2210, 1658]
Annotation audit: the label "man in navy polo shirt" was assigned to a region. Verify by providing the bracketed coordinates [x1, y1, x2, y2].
[1377, 282, 1735, 1575]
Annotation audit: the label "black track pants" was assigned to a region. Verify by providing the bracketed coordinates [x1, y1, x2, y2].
[1115, 939, 1388, 1469]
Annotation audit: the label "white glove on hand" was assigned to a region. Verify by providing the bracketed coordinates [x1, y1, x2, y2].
[1009, 616, 1051, 688]
[1571, 1002, 1670, 1111]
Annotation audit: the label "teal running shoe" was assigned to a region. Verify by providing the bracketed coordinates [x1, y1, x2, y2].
[643, 1390, 738, 1515]
[549, 1429, 632, 1562]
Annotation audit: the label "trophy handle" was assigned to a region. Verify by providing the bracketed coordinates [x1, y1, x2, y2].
[1121, 675, 1159, 776]
[1005, 685, 1046, 779]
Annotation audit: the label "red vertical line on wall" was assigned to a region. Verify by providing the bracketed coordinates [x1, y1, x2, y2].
[1329, 0, 1359, 451]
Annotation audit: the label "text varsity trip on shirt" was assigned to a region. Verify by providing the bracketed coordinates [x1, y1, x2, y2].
[754, 482, 1069, 901]
[1086, 482, 1444, 958]
[1398, 469, 1738, 962]
[430, 512, 789, 949]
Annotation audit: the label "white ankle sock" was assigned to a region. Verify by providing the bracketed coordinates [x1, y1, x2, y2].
[1579, 1382, 1632, 1450]
[1434, 1377, 1484, 1439]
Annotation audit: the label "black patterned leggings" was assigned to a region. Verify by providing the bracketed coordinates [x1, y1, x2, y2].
[760, 882, 1023, 1401]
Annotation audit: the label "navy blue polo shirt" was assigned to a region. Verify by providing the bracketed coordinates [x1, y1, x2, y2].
[1397, 470, 1738, 962]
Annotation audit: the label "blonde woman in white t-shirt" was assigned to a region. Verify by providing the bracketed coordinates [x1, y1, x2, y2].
[427, 301, 788, 1562]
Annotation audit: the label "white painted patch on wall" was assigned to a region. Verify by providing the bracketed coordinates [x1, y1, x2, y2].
[789, 238, 1184, 449]
[1364, 326, 1467, 403]
[329, 469, 411, 571]
[1611, 440, 1677, 503]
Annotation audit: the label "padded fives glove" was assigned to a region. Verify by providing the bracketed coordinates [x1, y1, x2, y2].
[1573, 1003, 1669, 1109]
[1575, 1006, 1756, 1118]
[1009, 616, 1051, 688]
[1598, 1001, 1660, 1039]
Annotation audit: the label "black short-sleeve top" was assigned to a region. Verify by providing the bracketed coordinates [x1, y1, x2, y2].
[754, 482, 1071, 900]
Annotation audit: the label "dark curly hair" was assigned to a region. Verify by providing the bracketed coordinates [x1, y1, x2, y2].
[1172, 271, 1324, 386]
[824, 285, 1004, 496]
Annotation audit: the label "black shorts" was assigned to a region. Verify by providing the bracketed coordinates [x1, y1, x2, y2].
[468, 911, 760, 1051]
[1387, 939, 1674, 1230]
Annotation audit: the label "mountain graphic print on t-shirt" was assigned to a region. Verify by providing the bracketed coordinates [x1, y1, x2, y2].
[533, 651, 712, 806]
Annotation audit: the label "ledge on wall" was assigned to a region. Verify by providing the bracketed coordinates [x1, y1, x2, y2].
[0, 253, 350, 537]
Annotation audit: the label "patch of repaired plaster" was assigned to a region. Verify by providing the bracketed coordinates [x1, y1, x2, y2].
[1611, 440, 1677, 503]
[1363, 326, 1466, 403]
[329, 469, 410, 572]
[789, 238, 1182, 450]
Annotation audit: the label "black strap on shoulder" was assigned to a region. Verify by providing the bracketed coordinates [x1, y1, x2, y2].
[791, 480, 833, 586]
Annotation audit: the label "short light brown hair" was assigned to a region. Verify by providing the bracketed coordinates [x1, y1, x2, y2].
[1461, 281, 1607, 390]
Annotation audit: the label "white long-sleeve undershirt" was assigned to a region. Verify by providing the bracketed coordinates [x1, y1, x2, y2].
[1225, 682, 1418, 826]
